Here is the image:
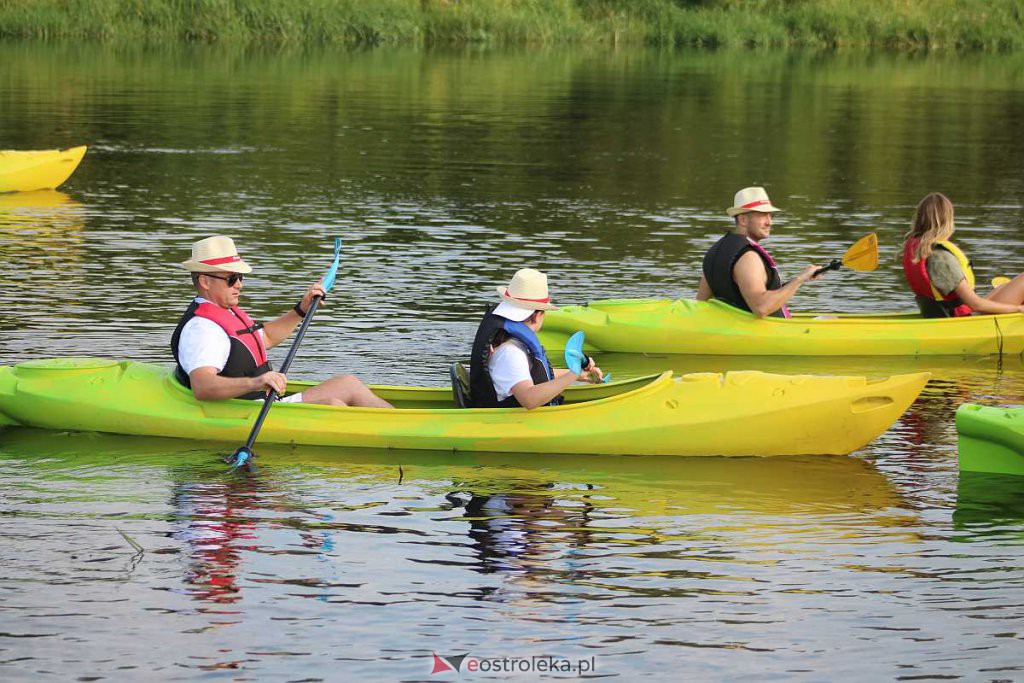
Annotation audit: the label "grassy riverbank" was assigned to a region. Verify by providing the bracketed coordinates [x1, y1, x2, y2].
[0, 0, 1021, 50]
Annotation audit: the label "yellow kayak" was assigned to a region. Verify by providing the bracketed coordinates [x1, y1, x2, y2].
[0, 146, 87, 192]
[0, 358, 929, 457]
[538, 298, 1024, 356]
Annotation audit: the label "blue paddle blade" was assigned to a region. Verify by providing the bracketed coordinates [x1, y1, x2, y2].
[228, 447, 253, 471]
[565, 331, 586, 374]
[321, 237, 342, 293]
[564, 330, 610, 383]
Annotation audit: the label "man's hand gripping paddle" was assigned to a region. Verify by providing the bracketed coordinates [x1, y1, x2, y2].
[228, 238, 342, 471]
[812, 233, 879, 277]
[564, 331, 610, 383]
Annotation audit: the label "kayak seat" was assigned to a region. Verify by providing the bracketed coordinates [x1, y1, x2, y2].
[450, 362, 472, 408]
[914, 294, 962, 318]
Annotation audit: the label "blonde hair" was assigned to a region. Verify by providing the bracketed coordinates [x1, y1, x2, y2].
[904, 192, 955, 263]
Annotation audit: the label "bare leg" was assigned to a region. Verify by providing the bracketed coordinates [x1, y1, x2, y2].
[986, 272, 1024, 305]
[300, 374, 394, 408]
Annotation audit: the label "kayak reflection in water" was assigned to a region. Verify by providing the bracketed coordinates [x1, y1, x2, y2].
[696, 186, 822, 319]
[469, 268, 604, 410]
[170, 235, 393, 408]
[901, 192, 1024, 318]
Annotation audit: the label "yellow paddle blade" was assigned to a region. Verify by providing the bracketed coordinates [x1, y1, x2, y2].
[992, 276, 1011, 288]
[840, 233, 879, 272]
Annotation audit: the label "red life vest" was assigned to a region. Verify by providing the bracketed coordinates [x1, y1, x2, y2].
[192, 302, 268, 367]
[902, 238, 973, 318]
[171, 300, 271, 399]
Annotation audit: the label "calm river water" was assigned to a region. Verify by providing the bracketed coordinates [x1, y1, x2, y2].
[2, 43, 1023, 680]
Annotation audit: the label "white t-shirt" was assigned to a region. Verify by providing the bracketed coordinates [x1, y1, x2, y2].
[176, 299, 304, 403]
[488, 340, 533, 402]
[177, 298, 265, 375]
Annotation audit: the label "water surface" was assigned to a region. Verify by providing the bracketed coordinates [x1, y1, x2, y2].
[2, 43, 1024, 679]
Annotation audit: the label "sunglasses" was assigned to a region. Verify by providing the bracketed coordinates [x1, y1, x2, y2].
[203, 272, 245, 286]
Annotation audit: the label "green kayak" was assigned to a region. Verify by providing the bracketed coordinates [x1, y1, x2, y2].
[538, 298, 1024, 356]
[0, 357, 929, 457]
[956, 403, 1024, 477]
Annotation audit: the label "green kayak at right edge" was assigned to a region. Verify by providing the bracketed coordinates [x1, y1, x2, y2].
[957, 404, 1024, 477]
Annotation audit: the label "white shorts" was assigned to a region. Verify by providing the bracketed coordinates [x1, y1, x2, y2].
[278, 393, 304, 404]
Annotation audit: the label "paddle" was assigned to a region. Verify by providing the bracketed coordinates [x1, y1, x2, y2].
[812, 233, 879, 277]
[992, 276, 1011, 288]
[227, 238, 342, 470]
[564, 331, 610, 383]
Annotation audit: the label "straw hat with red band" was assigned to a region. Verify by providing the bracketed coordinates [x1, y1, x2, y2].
[726, 187, 782, 217]
[494, 268, 557, 319]
[181, 236, 253, 274]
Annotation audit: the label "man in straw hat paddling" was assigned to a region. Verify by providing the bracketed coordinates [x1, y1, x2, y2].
[469, 268, 604, 410]
[696, 187, 821, 319]
[172, 236, 393, 408]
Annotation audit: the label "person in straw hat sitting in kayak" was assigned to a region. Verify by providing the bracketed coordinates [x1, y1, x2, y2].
[696, 187, 821, 318]
[469, 268, 604, 410]
[171, 235, 393, 408]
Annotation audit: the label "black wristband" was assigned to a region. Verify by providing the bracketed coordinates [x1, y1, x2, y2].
[293, 302, 307, 317]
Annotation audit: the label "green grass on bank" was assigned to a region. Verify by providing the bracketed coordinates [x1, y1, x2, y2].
[0, 0, 1022, 50]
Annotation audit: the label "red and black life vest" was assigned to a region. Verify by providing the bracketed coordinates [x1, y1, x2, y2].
[902, 238, 975, 318]
[702, 232, 790, 319]
[171, 300, 271, 400]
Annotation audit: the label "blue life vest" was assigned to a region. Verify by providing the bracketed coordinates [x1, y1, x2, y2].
[500, 319, 554, 381]
[468, 304, 560, 408]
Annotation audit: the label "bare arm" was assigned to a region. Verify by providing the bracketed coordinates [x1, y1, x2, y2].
[510, 372, 579, 411]
[734, 251, 819, 318]
[261, 309, 304, 349]
[189, 366, 287, 401]
[555, 363, 604, 383]
[696, 275, 712, 301]
[514, 359, 605, 410]
[262, 280, 327, 348]
[953, 280, 1024, 315]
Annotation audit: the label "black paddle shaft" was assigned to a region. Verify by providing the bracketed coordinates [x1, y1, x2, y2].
[238, 295, 323, 453]
[812, 259, 842, 278]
